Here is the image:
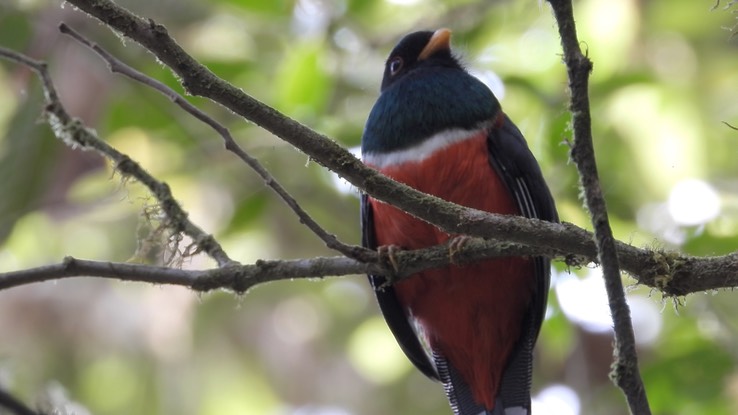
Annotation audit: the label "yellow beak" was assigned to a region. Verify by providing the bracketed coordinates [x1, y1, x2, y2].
[418, 28, 452, 60]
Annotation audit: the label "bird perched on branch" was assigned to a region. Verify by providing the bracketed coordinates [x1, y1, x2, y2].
[361, 29, 558, 415]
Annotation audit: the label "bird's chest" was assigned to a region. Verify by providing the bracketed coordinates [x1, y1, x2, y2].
[366, 133, 518, 249]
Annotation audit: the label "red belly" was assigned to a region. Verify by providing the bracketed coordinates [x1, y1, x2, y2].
[367, 132, 535, 409]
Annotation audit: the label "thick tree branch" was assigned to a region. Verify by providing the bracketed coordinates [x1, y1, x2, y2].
[547, 0, 651, 413]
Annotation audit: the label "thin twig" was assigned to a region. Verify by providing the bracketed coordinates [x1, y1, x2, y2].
[58, 24, 368, 261]
[0, 46, 235, 267]
[546, 0, 651, 413]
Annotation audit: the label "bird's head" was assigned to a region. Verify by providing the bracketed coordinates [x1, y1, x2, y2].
[362, 29, 500, 155]
[379, 29, 459, 91]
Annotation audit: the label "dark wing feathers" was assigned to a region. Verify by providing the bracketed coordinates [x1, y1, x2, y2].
[486, 114, 558, 412]
[487, 114, 558, 339]
[361, 194, 440, 380]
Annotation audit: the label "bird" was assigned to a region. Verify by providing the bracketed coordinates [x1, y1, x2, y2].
[360, 29, 558, 415]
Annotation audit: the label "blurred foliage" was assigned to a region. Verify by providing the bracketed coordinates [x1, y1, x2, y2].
[1, 0, 738, 414]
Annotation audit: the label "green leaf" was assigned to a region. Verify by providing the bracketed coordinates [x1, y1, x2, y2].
[273, 41, 333, 121]
[226, 191, 269, 232]
[222, 0, 294, 16]
[643, 338, 732, 415]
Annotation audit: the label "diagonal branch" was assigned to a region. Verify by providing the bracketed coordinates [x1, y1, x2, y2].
[546, 0, 651, 413]
[57, 23, 369, 261]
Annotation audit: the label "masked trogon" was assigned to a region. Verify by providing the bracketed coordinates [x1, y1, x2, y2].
[360, 29, 559, 415]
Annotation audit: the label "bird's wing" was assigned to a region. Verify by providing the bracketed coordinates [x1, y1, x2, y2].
[484, 114, 559, 412]
[361, 193, 440, 380]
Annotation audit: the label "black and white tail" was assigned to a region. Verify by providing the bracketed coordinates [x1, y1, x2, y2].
[433, 307, 536, 415]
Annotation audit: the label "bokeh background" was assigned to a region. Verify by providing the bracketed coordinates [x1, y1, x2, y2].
[1, 0, 738, 414]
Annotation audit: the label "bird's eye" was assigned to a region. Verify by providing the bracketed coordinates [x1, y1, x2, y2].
[389, 57, 403, 76]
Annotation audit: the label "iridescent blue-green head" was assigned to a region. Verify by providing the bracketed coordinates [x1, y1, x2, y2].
[362, 29, 501, 155]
